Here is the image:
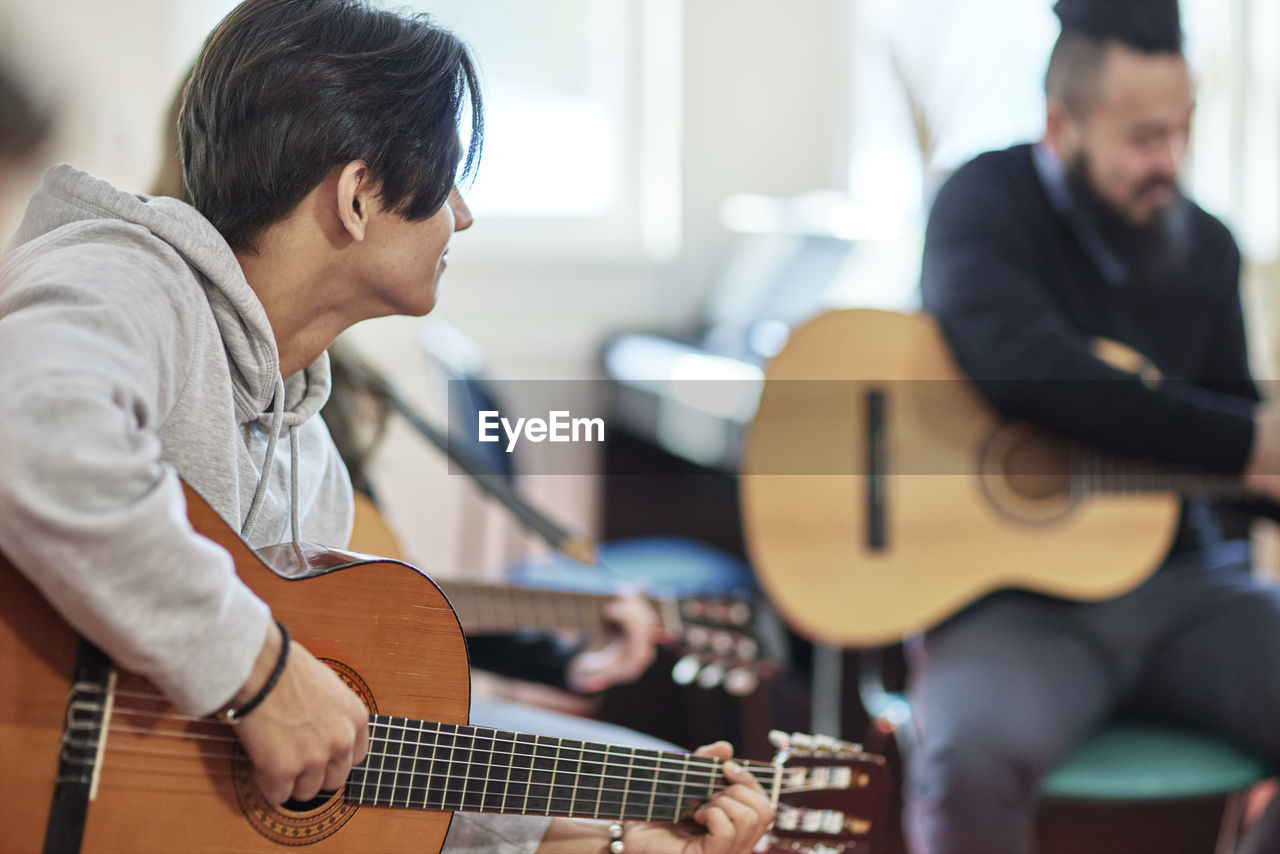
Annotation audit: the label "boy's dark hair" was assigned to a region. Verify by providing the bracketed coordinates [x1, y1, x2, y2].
[1045, 0, 1184, 118]
[180, 0, 483, 251]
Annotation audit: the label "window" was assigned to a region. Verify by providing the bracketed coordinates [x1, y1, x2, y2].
[412, 0, 683, 261]
[846, 0, 1058, 220]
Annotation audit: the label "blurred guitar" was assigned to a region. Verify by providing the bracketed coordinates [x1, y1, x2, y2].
[352, 493, 780, 695]
[0, 482, 885, 853]
[740, 309, 1248, 646]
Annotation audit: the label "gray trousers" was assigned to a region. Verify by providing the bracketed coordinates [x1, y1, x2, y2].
[903, 540, 1280, 854]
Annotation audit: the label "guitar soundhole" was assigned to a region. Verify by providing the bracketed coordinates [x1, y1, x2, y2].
[1002, 441, 1070, 500]
[231, 659, 374, 845]
[980, 424, 1077, 524]
[282, 790, 340, 813]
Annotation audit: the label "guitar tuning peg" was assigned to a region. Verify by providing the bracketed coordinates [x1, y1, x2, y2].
[812, 734, 840, 756]
[724, 667, 758, 696]
[727, 601, 751, 626]
[696, 662, 725, 690]
[768, 729, 792, 751]
[735, 636, 758, 659]
[671, 654, 701, 686]
[685, 626, 710, 646]
[789, 732, 815, 756]
[711, 630, 735, 653]
[683, 600, 707, 619]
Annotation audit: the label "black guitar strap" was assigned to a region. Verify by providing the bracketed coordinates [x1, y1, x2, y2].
[43, 639, 112, 854]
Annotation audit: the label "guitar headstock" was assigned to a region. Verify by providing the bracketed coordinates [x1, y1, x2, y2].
[761, 730, 889, 854]
[663, 594, 787, 696]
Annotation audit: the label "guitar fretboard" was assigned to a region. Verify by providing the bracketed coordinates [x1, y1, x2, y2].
[346, 717, 758, 821]
[1073, 451, 1248, 499]
[445, 582, 679, 636]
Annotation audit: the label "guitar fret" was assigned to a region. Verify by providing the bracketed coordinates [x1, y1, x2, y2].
[547, 593, 563, 632]
[528, 735, 556, 815]
[588, 742, 607, 819]
[498, 729, 515, 814]
[389, 716, 410, 807]
[544, 737, 583, 816]
[404, 718, 423, 808]
[442, 724, 472, 811]
[457, 726, 485, 812]
[586, 594, 605, 633]
[422, 722, 442, 809]
[477, 725, 497, 813]
[619, 746, 636, 821]
[427, 723, 448, 811]
[567, 738, 583, 816]
[511, 732, 536, 815]
[496, 592, 511, 630]
[671, 756, 690, 822]
[634, 749, 659, 821]
[351, 716, 373, 804]
[596, 743, 622, 819]
[372, 717, 391, 805]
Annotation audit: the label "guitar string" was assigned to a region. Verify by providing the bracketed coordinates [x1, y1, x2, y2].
[91, 727, 794, 793]
[80, 752, 824, 814]
[88, 703, 806, 783]
[87, 724, 846, 802]
[103, 684, 795, 764]
[81, 718, 846, 804]
[85, 745, 824, 804]
[456, 605, 752, 659]
[453, 589, 752, 648]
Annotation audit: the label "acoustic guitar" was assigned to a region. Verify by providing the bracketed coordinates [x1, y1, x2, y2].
[352, 493, 779, 696]
[0, 482, 885, 853]
[740, 309, 1249, 646]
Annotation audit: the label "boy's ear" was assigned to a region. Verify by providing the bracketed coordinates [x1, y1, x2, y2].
[336, 161, 372, 241]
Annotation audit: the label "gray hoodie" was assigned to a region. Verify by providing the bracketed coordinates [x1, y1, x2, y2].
[0, 165, 549, 854]
[0, 164, 353, 715]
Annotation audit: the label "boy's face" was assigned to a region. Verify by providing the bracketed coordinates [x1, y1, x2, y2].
[356, 187, 473, 317]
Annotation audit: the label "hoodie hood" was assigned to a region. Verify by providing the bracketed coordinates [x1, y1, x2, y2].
[1, 164, 355, 716]
[9, 163, 330, 427]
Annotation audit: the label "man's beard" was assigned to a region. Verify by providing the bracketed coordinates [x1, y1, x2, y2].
[1064, 151, 1186, 283]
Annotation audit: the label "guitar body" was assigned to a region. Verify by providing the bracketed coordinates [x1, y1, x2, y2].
[1, 485, 468, 853]
[741, 309, 1179, 646]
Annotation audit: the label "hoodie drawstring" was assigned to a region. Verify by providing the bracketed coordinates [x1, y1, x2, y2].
[289, 428, 301, 544]
[242, 375, 289, 541]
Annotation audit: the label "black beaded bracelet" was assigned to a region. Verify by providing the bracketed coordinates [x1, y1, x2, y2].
[223, 621, 290, 723]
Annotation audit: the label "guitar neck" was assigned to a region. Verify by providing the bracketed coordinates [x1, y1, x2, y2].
[347, 717, 764, 821]
[1073, 451, 1248, 500]
[444, 581, 681, 636]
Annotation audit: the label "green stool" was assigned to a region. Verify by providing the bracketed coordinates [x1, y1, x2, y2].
[1042, 722, 1275, 852]
[856, 651, 1276, 854]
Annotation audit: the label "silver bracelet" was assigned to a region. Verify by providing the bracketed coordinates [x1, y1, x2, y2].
[607, 821, 625, 853]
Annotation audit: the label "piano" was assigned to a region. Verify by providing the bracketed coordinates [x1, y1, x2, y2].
[602, 192, 921, 475]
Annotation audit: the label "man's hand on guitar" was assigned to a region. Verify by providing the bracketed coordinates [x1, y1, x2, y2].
[624, 741, 775, 854]
[565, 591, 660, 693]
[1245, 401, 1280, 503]
[230, 622, 370, 804]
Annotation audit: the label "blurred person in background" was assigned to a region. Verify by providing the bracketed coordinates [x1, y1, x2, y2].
[911, 1, 1280, 852]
